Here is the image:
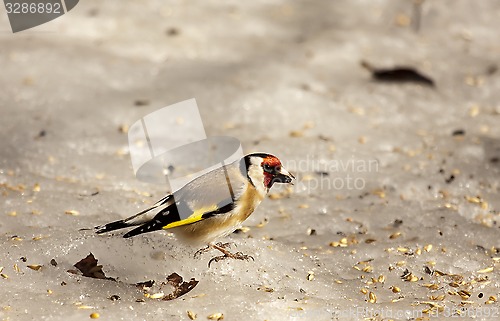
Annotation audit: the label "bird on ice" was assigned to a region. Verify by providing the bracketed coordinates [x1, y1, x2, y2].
[94, 153, 295, 266]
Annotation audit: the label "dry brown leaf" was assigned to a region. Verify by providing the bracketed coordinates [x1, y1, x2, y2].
[72, 253, 115, 281]
[162, 272, 199, 301]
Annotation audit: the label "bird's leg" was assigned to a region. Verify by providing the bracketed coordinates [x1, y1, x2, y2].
[194, 242, 232, 258]
[215, 242, 232, 250]
[208, 242, 254, 267]
[194, 242, 231, 258]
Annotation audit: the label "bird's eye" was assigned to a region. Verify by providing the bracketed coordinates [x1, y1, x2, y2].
[263, 164, 272, 171]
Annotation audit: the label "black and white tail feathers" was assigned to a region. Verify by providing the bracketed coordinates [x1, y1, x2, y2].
[93, 194, 175, 238]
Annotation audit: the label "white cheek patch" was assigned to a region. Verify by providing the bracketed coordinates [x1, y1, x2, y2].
[249, 166, 267, 195]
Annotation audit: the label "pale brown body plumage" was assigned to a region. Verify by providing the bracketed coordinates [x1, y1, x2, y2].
[173, 181, 265, 244]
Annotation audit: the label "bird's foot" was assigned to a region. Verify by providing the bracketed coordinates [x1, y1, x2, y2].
[194, 245, 210, 258]
[194, 242, 231, 258]
[208, 251, 254, 268]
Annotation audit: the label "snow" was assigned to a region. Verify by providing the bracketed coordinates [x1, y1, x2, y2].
[1, 0, 500, 320]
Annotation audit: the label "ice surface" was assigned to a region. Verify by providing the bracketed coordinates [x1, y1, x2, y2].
[1, 0, 500, 320]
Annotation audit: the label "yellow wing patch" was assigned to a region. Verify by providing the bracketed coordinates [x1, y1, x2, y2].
[162, 205, 219, 230]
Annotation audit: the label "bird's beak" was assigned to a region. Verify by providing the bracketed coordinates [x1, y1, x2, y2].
[273, 167, 295, 185]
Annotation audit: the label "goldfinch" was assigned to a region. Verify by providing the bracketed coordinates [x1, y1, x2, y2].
[94, 153, 294, 265]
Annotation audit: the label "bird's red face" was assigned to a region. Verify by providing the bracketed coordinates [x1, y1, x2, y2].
[261, 155, 294, 188]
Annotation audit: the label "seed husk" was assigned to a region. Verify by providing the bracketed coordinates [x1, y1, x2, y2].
[27, 264, 42, 271]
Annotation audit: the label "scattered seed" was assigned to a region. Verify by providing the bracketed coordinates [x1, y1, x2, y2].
[458, 290, 471, 300]
[187, 310, 197, 320]
[422, 283, 439, 290]
[433, 270, 447, 277]
[33, 183, 41, 192]
[149, 292, 165, 299]
[118, 124, 129, 133]
[255, 218, 268, 228]
[469, 105, 480, 117]
[207, 313, 224, 320]
[368, 292, 377, 303]
[306, 228, 316, 236]
[389, 231, 402, 239]
[1, 273, 8, 279]
[396, 261, 406, 267]
[360, 288, 368, 294]
[13, 264, 20, 273]
[257, 286, 274, 293]
[47, 289, 53, 294]
[307, 271, 315, 281]
[89, 312, 100, 319]
[65, 210, 80, 216]
[477, 267, 494, 274]
[378, 275, 385, 283]
[424, 244, 433, 252]
[362, 266, 373, 273]
[391, 286, 401, 293]
[289, 130, 304, 138]
[372, 189, 385, 198]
